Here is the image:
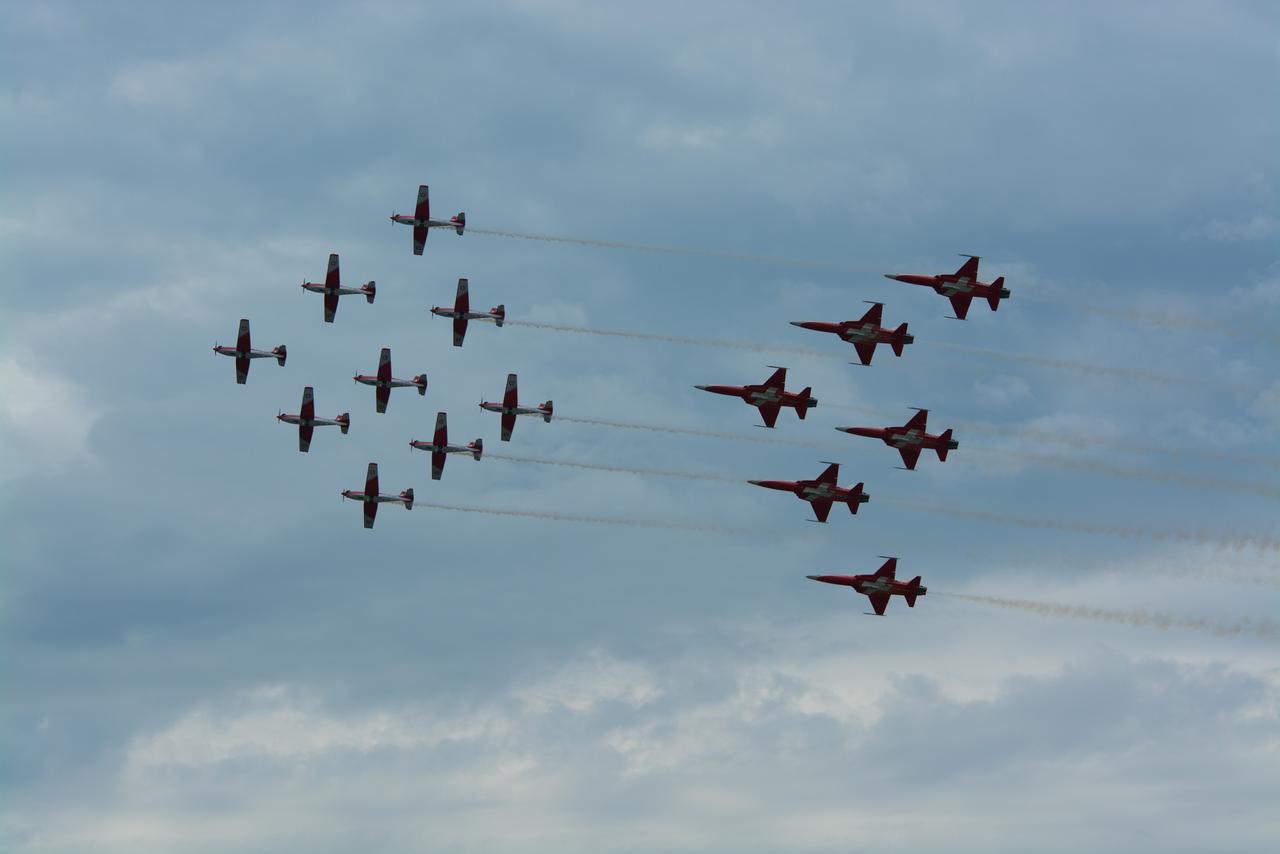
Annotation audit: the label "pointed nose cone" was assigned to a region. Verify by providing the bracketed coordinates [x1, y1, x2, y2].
[694, 384, 710, 391]
[789, 321, 805, 328]
[806, 575, 821, 581]
[883, 273, 901, 281]
[747, 480, 764, 486]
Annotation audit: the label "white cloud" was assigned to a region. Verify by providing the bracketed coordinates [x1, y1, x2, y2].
[0, 358, 98, 483]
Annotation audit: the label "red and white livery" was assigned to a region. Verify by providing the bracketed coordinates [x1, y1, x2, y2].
[341, 462, 413, 529]
[390, 184, 465, 256]
[301, 253, 375, 323]
[410, 412, 483, 480]
[749, 462, 869, 523]
[277, 386, 349, 453]
[791, 301, 914, 366]
[430, 278, 505, 347]
[480, 373, 552, 442]
[837, 408, 957, 470]
[695, 366, 818, 428]
[885, 255, 1010, 320]
[213, 318, 286, 384]
[807, 557, 927, 616]
[354, 348, 427, 414]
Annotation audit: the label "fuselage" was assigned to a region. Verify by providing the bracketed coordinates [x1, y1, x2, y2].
[885, 272, 1011, 300]
[750, 479, 863, 504]
[278, 414, 343, 427]
[391, 215, 459, 229]
[431, 307, 497, 321]
[213, 346, 275, 359]
[841, 425, 957, 450]
[807, 574, 927, 598]
[341, 490, 406, 505]
[480, 401, 545, 417]
[697, 384, 817, 410]
[355, 375, 419, 389]
[410, 440, 475, 455]
[302, 283, 365, 296]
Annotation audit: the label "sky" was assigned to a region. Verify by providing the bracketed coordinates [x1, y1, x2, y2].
[2, 1, 1278, 851]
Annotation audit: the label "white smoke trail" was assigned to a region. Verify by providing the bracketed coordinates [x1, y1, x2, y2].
[505, 319, 824, 357]
[484, 451, 742, 483]
[923, 341, 1231, 390]
[876, 496, 1280, 554]
[937, 592, 1280, 639]
[557, 414, 837, 449]
[414, 499, 759, 535]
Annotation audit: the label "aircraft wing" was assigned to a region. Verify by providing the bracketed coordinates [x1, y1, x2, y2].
[897, 447, 921, 470]
[453, 316, 468, 347]
[948, 293, 973, 319]
[363, 500, 378, 529]
[431, 450, 446, 480]
[377, 348, 392, 382]
[415, 185, 430, 221]
[433, 412, 448, 448]
[501, 411, 516, 442]
[324, 253, 340, 289]
[762, 366, 786, 390]
[866, 591, 891, 616]
[413, 225, 427, 256]
[859, 302, 883, 326]
[365, 462, 379, 495]
[299, 423, 314, 453]
[376, 385, 390, 414]
[324, 291, 339, 323]
[455, 278, 470, 314]
[300, 387, 315, 421]
[235, 356, 249, 385]
[816, 462, 839, 483]
[236, 319, 251, 352]
[904, 409, 929, 431]
[502, 373, 518, 411]
[757, 401, 781, 429]
[954, 255, 979, 280]
[810, 497, 833, 523]
[853, 341, 876, 366]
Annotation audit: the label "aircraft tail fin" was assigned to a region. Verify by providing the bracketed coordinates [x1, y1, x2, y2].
[848, 483, 865, 515]
[273, 345, 287, 367]
[542, 401, 554, 423]
[453, 212, 466, 235]
[796, 388, 812, 419]
[364, 281, 376, 304]
[492, 304, 505, 327]
[471, 438, 484, 461]
[413, 375, 429, 395]
[937, 429, 953, 461]
[905, 576, 922, 607]
[337, 413, 350, 435]
[401, 488, 415, 510]
[891, 323, 909, 357]
[987, 277, 1007, 311]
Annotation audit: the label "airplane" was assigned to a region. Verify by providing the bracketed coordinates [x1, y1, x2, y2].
[353, 347, 427, 413]
[480, 373, 552, 441]
[885, 255, 1010, 319]
[807, 557, 926, 616]
[748, 462, 869, 523]
[301, 253, 375, 323]
[213, 318, 286, 384]
[276, 386, 349, 453]
[341, 462, 413, 529]
[836, 408, 957, 470]
[430, 278, 505, 346]
[790, 302, 914, 366]
[695, 366, 817, 428]
[410, 412, 484, 480]
[390, 184, 465, 255]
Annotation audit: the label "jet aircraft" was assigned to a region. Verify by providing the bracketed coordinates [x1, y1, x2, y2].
[837, 408, 956, 470]
[410, 412, 484, 480]
[884, 255, 1010, 319]
[213, 318, 286, 384]
[748, 462, 869, 522]
[790, 302, 913, 366]
[301, 253, 375, 323]
[695, 366, 817, 428]
[390, 184, 465, 255]
[430, 278, 505, 346]
[341, 462, 413, 529]
[354, 347, 427, 413]
[807, 557, 926, 616]
[277, 386, 349, 452]
[480, 373, 552, 441]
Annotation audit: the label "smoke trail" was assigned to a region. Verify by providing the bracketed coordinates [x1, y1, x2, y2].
[505, 319, 824, 357]
[414, 499, 758, 535]
[876, 495, 1280, 554]
[1016, 293, 1280, 348]
[937, 592, 1280, 640]
[557, 414, 837, 450]
[468, 227, 882, 274]
[484, 451, 742, 483]
[923, 341, 1229, 390]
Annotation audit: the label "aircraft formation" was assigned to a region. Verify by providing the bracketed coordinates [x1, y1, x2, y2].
[214, 183, 1012, 613]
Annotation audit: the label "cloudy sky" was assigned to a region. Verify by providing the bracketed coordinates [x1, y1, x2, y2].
[2, 2, 1278, 851]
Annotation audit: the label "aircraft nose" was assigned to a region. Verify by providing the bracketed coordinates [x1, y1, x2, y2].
[805, 575, 821, 581]
[747, 480, 764, 486]
[694, 384, 710, 391]
[788, 321, 805, 327]
[883, 273, 899, 280]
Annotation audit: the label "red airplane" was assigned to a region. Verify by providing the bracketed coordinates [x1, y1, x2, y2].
[341, 462, 413, 529]
[301, 253, 374, 323]
[837, 408, 957, 470]
[749, 462, 869, 523]
[410, 412, 483, 480]
[807, 557, 926, 616]
[213, 318, 286, 384]
[790, 302, 914, 366]
[354, 347, 427, 413]
[695, 366, 817, 428]
[390, 184, 465, 256]
[884, 255, 1010, 319]
[431, 278, 505, 346]
[480, 373, 552, 442]
[277, 386, 350, 452]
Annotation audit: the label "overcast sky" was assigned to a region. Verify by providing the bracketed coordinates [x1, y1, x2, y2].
[2, 2, 1278, 852]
